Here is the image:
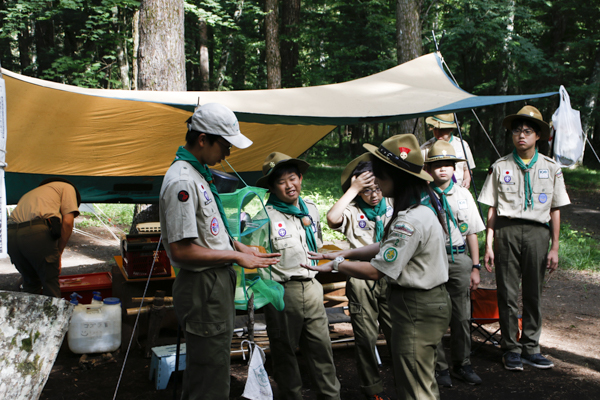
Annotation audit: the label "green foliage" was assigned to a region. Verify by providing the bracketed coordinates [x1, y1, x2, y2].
[77, 204, 134, 229]
[558, 223, 600, 271]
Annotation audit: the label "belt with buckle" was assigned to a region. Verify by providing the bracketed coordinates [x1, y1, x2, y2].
[8, 218, 48, 229]
[446, 244, 466, 254]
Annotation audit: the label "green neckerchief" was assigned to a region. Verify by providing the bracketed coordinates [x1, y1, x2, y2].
[417, 191, 439, 216]
[513, 148, 539, 211]
[172, 146, 231, 234]
[432, 180, 458, 262]
[356, 197, 386, 242]
[267, 194, 318, 264]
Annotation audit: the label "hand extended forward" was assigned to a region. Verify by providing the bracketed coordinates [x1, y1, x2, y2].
[236, 251, 280, 269]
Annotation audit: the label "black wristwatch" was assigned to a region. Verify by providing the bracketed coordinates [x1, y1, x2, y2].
[472, 264, 482, 270]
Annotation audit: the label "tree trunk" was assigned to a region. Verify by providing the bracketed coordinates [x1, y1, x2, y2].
[199, 17, 210, 91]
[491, 0, 515, 157]
[215, 1, 245, 90]
[281, 0, 300, 88]
[137, 0, 186, 91]
[113, 6, 131, 89]
[265, 0, 282, 89]
[132, 10, 139, 90]
[396, 0, 424, 142]
[34, 18, 55, 76]
[18, 28, 32, 72]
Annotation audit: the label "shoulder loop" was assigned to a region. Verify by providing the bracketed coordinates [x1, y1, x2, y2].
[180, 165, 190, 181]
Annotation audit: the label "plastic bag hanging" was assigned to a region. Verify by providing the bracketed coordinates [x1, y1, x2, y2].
[551, 85, 585, 167]
[241, 343, 273, 400]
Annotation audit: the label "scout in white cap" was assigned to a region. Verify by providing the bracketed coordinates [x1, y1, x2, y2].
[478, 105, 570, 372]
[304, 134, 451, 400]
[422, 113, 476, 188]
[424, 140, 486, 387]
[159, 103, 278, 399]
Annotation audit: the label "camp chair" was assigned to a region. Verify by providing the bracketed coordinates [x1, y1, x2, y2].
[470, 288, 522, 353]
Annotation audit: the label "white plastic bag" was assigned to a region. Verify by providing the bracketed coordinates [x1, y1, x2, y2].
[552, 85, 584, 167]
[242, 344, 273, 400]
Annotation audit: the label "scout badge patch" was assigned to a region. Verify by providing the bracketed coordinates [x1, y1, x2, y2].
[538, 193, 548, 203]
[383, 247, 398, 262]
[357, 212, 368, 229]
[386, 205, 393, 218]
[210, 217, 220, 235]
[502, 170, 514, 184]
[275, 221, 287, 237]
[459, 222, 469, 233]
[198, 183, 212, 204]
[392, 222, 414, 239]
[398, 147, 411, 160]
[178, 190, 189, 202]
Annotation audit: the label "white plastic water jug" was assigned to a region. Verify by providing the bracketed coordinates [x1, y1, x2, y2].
[68, 296, 122, 354]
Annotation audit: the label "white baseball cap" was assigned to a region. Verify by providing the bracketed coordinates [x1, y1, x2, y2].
[187, 103, 253, 149]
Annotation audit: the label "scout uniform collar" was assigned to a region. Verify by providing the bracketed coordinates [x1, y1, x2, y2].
[173, 146, 231, 234]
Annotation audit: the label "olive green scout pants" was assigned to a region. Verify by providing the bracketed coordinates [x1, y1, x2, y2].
[494, 217, 550, 355]
[173, 266, 236, 400]
[265, 278, 341, 400]
[346, 276, 393, 395]
[389, 284, 451, 400]
[436, 252, 473, 371]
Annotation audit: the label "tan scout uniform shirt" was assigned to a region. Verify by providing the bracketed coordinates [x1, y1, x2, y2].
[478, 153, 571, 223]
[371, 205, 448, 289]
[442, 185, 486, 247]
[421, 137, 476, 185]
[159, 161, 233, 272]
[334, 198, 393, 249]
[10, 182, 79, 223]
[266, 198, 322, 283]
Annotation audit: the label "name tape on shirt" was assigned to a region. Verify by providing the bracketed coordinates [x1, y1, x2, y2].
[538, 169, 549, 179]
[457, 199, 468, 210]
[386, 205, 394, 218]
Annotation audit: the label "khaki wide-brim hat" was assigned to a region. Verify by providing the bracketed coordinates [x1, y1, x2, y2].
[363, 134, 433, 182]
[255, 152, 310, 188]
[424, 140, 466, 163]
[425, 113, 457, 129]
[340, 153, 373, 192]
[502, 105, 550, 140]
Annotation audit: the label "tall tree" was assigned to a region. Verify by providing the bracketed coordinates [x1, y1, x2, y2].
[396, 0, 424, 141]
[281, 0, 300, 87]
[265, 0, 281, 88]
[137, 0, 186, 90]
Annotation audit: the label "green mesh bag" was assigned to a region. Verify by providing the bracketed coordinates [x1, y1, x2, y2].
[220, 186, 285, 311]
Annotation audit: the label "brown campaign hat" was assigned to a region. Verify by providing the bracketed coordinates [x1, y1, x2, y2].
[502, 105, 550, 140]
[363, 134, 433, 182]
[425, 113, 457, 129]
[424, 140, 466, 163]
[255, 152, 310, 188]
[340, 153, 373, 192]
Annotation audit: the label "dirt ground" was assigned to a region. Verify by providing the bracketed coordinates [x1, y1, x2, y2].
[3, 185, 600, 400]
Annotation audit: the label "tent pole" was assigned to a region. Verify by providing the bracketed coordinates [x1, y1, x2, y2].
[453, 113, 485, 222]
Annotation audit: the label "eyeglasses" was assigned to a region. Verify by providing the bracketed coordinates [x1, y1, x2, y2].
[511, 128, 535, 137]
[217, 139, 232, 150]
[362, 188, 382, 196]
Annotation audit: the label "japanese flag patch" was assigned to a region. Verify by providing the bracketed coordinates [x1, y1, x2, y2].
[502, 170, 513, 184]
[357, 212, 368, 229]
[275, 221, 287, 237]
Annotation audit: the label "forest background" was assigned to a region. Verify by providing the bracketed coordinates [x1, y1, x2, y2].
[2, 0, 600, 167]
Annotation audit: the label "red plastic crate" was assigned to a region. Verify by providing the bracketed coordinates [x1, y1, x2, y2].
[121, 234, 172, 278]
[59, 272, 112, 304]
[123, 249, 171, 278]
